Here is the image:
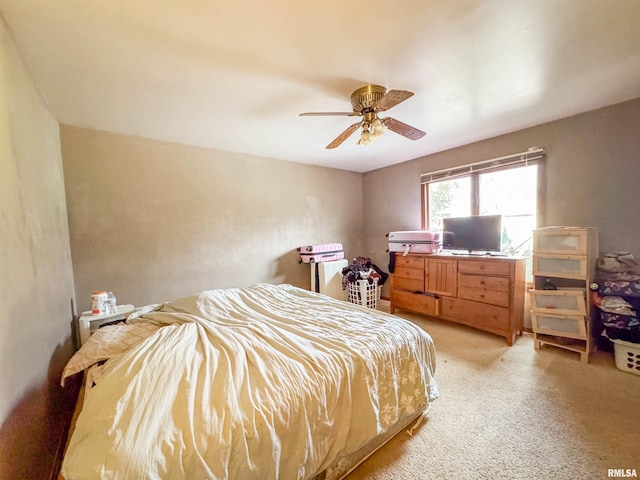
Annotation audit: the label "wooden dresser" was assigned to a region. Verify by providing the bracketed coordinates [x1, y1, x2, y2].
[390, 253, 526, 345]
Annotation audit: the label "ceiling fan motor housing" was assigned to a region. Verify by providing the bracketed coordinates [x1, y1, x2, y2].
[350, 85, 387, 113]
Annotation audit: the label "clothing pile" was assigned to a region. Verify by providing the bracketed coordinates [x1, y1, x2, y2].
[595, 252, 640, 344]
[341, 256, 388, 290]
[597, 252, 640, 281]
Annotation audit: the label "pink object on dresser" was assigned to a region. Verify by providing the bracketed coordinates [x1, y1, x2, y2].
[388, 231, 442, 255]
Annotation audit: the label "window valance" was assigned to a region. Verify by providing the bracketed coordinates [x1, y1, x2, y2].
[420, 147, 545, 184]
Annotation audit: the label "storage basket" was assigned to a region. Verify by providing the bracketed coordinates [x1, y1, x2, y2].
[611, 338, 640, 376]
[347, 279, 381, 309]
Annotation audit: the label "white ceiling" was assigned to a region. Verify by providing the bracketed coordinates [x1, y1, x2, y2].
[2, 1, 640, 173]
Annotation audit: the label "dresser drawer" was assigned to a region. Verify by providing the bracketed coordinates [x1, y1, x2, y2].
[529, 289, 586, 315]
[395, 255, 425, 269]
[393, 265, 423, 280]
[533, 254, 587, 279]
[440, 297, 510, 331]
[531, 312, 587, 340]
[392, 264, 424, 291]
[533, 228, 588, 255]
[458, 259, 510, 276]
[459, 274, 510, 307]
[392, 275, 424, 292]
[391, 289, 439, 316]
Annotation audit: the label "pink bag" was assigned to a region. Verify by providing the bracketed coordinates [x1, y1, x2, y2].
[387, 231, 442, 255]
[298, 243, 345, 263]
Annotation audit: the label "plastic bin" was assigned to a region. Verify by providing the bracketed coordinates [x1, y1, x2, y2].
[347, 279, 381, 309]
[612, 338, 640, 375]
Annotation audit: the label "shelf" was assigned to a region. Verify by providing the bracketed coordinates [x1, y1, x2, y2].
[79, 304, 135, 321]
[534, 333, 587, 352]
[533, 332, 589, 363]
[78, 304, 135, 346]
[531, 227, 598, 363]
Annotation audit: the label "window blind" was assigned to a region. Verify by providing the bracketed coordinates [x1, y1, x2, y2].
[420, 147, 545, 184]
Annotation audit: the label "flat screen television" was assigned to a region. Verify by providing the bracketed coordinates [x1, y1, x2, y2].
[442, 215, 502, 254]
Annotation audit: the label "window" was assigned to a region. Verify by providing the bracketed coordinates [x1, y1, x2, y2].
[478, 165, 538, 257]
[421, 148, 544, 276]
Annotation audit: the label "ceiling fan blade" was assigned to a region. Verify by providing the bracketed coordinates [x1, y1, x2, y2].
[383, 117, 426, 141]
[374, 90, 414, 112]
[299, 112, 358, 117]
[326, 122, 362, 149]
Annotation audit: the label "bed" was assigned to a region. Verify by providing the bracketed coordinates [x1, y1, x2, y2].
[60, 283, 438, 480]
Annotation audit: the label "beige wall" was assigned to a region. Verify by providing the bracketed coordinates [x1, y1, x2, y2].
[0, 17, 76, 479]
[61, 126, 364, 312]
[364, 98, 640, 297]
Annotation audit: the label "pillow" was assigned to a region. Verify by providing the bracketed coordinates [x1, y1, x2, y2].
[61, 321, 160, 386]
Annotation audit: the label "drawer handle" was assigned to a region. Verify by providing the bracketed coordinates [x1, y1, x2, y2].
[480, 294, 485, 299]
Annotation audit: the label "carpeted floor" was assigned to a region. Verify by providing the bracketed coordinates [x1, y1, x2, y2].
[346, 301, 640, 480]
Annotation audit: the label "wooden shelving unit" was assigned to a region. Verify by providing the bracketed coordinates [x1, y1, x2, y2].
[530, 227, 598, 362]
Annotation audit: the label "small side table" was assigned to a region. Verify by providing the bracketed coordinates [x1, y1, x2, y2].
[78, 304, 135, 346]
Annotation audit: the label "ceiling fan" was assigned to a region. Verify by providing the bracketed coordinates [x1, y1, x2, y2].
[299, 85, 426, 149]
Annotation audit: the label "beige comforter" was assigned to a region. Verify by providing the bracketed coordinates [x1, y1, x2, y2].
[61, 283, 438, 480]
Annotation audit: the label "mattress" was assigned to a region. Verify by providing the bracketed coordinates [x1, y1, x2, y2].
[60, 283, 438, 479]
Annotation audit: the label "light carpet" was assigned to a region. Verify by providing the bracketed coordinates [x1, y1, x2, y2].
[346, 301, 640, 480]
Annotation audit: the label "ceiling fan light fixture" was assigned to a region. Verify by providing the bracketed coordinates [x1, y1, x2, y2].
[371, 117, 386, 140]
[359, 128, 373, 146]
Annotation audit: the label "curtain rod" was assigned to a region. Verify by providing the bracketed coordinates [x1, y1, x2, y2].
[420, 147, 545, 180]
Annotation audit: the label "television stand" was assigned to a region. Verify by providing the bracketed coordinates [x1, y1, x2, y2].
[390, 253, 525, 345]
